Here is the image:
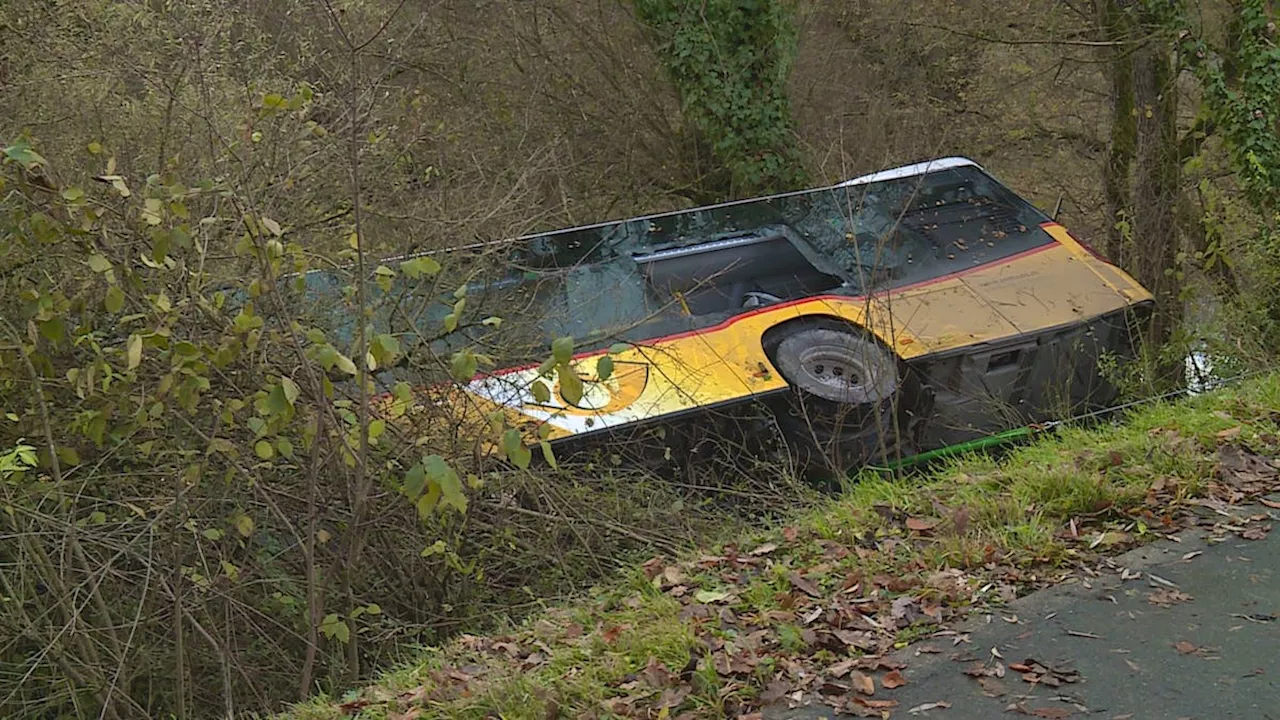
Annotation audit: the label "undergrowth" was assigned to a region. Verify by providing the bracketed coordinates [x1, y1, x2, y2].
[283, 373, 1280, 720]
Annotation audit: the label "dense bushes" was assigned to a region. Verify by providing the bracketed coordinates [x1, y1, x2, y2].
[4, 1, 1280, 718]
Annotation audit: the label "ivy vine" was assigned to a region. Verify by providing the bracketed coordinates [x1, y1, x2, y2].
[633, 0, 807, 197]
[1160, 0, 1280, 217]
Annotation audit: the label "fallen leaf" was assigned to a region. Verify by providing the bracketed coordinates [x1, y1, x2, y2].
[1146, 589, 1194, 607]
[1175, 641, 1199, 655]
[788, 572, 822, 598]
[1029, 708, 1073, 719]
[653, 685, 689, 709]
[750, 542, 778, 556]
[1260, 498, 1280, 510]
[1089, 531, 1132, 548]
[759, 678, 790, 704]
[828, 658, 858, 678]
[1181, 550, 1203, 562]
[1241, 524, 1271, 541]
[338, 699, 371, 714]
[852, 698, 899, 710]
[662, 566, 686, 586]
[694, 589, 732, 604]
[891, 595, 927, 626]
[783, 526, 799, 542]
[906, 517, 940, 533]
[1216, 426, 1243, 442]
[1012, 658, 1081, 686]
[641, 656, 676, 688]
[855, 656, 907, 672]
[601, 625, 626, 644]
[1217, 445, 1278, 486]
[851, 671, 876, 695]
[978, 677, 1006, 697]
[832, 628, 878, 650]
[908, 701, 952, 714]
[882, 669, 908, 689]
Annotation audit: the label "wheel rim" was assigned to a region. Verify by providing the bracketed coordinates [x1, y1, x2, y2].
[794, 344, 869, 396]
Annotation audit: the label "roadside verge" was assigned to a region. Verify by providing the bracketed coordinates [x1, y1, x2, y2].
[285, 374, 1280, 720]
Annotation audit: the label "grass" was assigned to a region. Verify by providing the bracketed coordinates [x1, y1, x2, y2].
[283, 373, 1280, 720]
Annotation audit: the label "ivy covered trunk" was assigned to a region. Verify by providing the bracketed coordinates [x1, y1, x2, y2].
[1099, 0, 1137, 265]
[1130, 5, 1183, 352]
[633, 0, 807, 200]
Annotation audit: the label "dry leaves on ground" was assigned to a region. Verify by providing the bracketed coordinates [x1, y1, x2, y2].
[882, 669, 908, 689]
[907, 700, 952, 714]
[1007, 659, 1081, 687]
[1147, 588, 1194, 607]
[1174, 640, 1212, 657]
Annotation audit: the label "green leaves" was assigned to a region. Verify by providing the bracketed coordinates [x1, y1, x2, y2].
[261, 216, 283, 237]
[540, 440, 558, 469]
[3, 137, 47, 170]
[333, 352, 358, 376]
[597, 355, 615, 381]
[632, 0, 806, 195]
[104, 286, 125, 314]
[557, 364, 583, 406]
[126, 334, 143, 370]
[233, 304, 264, 332]
[141, 198, 163, 226]
[551, 336, 574, 364]
[96, 174, 131, 198]
[403, 455, 468, 517]
[450, 349, 478, 383]
[320, 613, 351, 644]
[443, 297, 466, 334]
[371, 333, 400, 368]
[280, 377, 301, 407]
[425, 455, 466, 513]
[403, 463, 426, 499]
[374, 265, 395, 293]
[501, 429, 532, 470]
[399, 256, 441, 279]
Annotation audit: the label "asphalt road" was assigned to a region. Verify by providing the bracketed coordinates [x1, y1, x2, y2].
[768, 499, 1280, 720]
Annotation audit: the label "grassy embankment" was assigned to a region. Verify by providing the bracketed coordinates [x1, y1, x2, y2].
[286, 373, 1280, 719]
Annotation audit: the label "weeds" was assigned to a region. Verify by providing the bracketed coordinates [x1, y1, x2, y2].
[283, 373, 1280, 720]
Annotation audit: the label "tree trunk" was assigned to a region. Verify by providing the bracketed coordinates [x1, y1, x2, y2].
[1099, 0, 1137, 265]
[1130, 9, 1182, 358]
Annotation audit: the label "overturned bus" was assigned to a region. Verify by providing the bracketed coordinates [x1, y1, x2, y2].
[296, 157, 1154, 473]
